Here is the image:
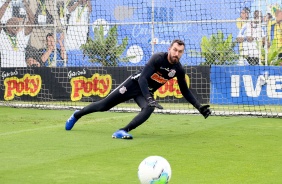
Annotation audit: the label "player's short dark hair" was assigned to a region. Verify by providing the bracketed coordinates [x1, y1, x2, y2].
[170, 39, 185, 48]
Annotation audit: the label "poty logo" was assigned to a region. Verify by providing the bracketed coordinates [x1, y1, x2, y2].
[4, 74, 42, 100]
[70, 73, 112, 101]
[155, 74, 190, 99]
[231, 75, 282, 98]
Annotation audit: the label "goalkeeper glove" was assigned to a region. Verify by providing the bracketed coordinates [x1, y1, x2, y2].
[147, 97, 163, 109]
[198, 105, 211, 119]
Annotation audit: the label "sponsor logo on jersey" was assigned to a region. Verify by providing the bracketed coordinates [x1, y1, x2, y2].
[151, 73, 168, 84]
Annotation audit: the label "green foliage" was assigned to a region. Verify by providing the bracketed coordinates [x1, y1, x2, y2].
[80, 25, 135, 66]
[260, 39, 282, 66]
[191, 30, 239, 65]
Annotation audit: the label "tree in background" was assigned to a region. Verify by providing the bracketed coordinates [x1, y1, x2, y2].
[190, 31, 239, 65]
[260, 39, 282, 66]
[80, 25, 135, 66]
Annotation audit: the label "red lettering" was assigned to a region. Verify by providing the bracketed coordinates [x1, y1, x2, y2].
[4, 74, 42, 100]
[155, 75, 190, 98]
[70, 74, 112, 101]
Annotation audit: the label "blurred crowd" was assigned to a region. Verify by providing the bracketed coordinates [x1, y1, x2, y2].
[236, 4, 282, 65]
[0, 1, 282, 67]
[0, 0, 91, 67]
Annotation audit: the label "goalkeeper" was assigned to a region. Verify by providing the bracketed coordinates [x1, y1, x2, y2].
[65, 39, 211, 139]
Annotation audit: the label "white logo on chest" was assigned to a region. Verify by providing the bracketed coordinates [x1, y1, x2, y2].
[168, 69, 176, 77]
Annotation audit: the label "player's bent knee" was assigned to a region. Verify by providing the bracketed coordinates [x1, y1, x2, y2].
[143, 105, 155, 113]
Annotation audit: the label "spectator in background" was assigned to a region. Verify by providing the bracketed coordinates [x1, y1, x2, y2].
[236, 7, 250, 57]
[0, 0, 27, 23]
[65, 0, 92, 50]
[29, 0, 65, 49]
[25, 45, 42, 67]
[57, 0, 71, 29]
[0, 0, 12, 24]
[40, 32, 67, 67]
[268, 5, 282, 59]
[0, 0, 34, 67]
[236, 7, 250, 29]
[34, 0, 53, 24]
[264, 13, 273, 24]
[237, 10, 266, 65]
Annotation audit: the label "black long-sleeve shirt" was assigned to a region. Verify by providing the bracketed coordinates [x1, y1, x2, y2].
[137, 52, 201, 109]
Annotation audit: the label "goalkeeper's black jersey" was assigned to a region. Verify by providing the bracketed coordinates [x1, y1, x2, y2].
[134, 52, 201, 108]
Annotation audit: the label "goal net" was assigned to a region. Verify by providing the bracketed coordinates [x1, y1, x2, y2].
[0, 0, 281, 117]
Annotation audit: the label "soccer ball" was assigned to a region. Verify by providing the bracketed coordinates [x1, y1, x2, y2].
[138, 156, 172, 184]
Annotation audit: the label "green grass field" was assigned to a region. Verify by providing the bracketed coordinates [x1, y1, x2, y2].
[0, 106, 281, 184]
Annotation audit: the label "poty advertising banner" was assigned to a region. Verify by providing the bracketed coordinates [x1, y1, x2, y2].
[1, 66, 282, 105]
[0, 66, 210, 104]
[211, 66, 282, 105]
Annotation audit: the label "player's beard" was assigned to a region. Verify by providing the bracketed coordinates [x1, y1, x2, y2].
[169, 54, 179, 64]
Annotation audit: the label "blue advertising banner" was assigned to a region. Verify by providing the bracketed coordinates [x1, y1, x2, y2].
[210, 66, 282, 105]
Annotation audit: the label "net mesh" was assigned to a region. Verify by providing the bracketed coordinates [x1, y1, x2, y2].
[0, 0, 281, 117]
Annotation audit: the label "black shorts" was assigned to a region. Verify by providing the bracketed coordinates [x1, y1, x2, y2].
[101, 76, 149, 109]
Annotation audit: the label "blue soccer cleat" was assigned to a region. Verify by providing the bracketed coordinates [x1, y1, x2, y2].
[112, 130, 133, 139]
[65, 110, 79, 130]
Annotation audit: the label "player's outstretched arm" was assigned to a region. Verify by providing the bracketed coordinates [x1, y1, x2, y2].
[177, 74, 211, 118]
